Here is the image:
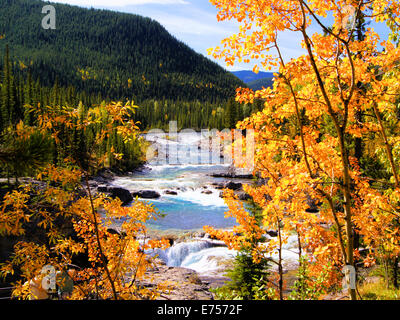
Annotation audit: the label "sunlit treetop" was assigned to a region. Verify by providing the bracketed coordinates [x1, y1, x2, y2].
[209, 0, 400, 71]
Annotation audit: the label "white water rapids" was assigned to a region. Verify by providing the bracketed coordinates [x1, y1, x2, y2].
[113, 132, 299, 275]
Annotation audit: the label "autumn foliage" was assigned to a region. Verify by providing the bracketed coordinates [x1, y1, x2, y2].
[205, 0, 400, 299]
[0, 102, 170, 300]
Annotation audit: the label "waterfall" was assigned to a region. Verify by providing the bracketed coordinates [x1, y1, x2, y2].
[181, 246, 236, 273]
[149, 234, 300, 274]
[155, 240, 215, 267]
[152, 240, 236, 273]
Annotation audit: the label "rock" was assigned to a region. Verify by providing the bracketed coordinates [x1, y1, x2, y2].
[210, 173, 253, 179]
[238, 192, 251, 201]
[137, 266, 213, 300]
[164, 190, 178, 195]
[256, 178, 269, 186]
[201, 190, 213, 195]
[132, 190, 161, 199]
[166, 237, 175, 246]
[198, 275, 230, 289]
[213, 183, 225, 190]
[192, 231, 206, 238]
[97, 186, 133, 205]
[97, 185, 109, 193]
[98, 169, 115, 180]
[106, 228, 121, 236]
[224, 181, 242, 191]
[92, 169, 115, 184]
[89, 181, 99, 188]
[266, 230, 278, 237]
[109, 187, 134, 205]
[135, 165, 151, 173]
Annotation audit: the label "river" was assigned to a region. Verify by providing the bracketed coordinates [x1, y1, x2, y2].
[109, 131, 298, 275]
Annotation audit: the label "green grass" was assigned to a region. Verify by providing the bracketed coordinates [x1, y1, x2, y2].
[359, 279, 400, 300]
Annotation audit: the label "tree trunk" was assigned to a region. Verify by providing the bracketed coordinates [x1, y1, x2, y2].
[277, 220, 284, 300]
[393, 256, 399, 289]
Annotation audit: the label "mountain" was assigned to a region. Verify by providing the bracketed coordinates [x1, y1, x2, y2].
[232, 70, 274, 84]
[0, 0, 244, 102]
[248, 77, 274, 90]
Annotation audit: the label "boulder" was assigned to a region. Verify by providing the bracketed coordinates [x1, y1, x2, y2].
[212, 183, 225, 190]
[198, 275, 231, 290]
[266, 230, 278, 237]
[211, 173, 253, 179]
[201, 190, 213, 195]
[97, 186, 133, 205]
[137, 266, 213, 300]
[106, 228, 121, 236]
[238, 192, 252, 201]
[164, 190, 178, 195]
[256, 178, 269, 186]
[132, 190, 161, 199]
[97, 185, 109, 193]
[224, 181, 242, 191]
[109, 187, 134, 205]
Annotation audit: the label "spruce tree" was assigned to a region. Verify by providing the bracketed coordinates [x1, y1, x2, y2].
[1, 45, 14, 129]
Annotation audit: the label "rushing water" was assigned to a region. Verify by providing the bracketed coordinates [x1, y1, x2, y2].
[152, 240, 237, 273]
[111, 132, 299, 273]
[150, 237, 299, 274]
[113, 164, 237, 231]
[113, 131, 247, 231]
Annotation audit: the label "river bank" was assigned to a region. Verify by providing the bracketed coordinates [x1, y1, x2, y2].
[84, 131, 302, 299]
[1, 131, 299, 300]
[87, 162, 301, 300]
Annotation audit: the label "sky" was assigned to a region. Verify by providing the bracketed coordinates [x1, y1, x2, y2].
[47, 0, 391, 72]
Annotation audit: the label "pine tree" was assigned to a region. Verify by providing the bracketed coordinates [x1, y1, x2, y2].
[1, 45, 14, 129]
[226, 98, 238, 129]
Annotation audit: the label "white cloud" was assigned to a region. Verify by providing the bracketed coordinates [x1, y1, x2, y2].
[48, 0, 189, 7]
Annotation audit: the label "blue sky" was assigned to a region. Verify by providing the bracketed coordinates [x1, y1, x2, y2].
[48, 0, 391, 72]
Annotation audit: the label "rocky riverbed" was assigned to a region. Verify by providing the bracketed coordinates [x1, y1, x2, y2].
[85, 152, 302, 300]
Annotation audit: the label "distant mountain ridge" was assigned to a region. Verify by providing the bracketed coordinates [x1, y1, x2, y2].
[232, 70, 274, 90]
[232, 70, 274, 84]
[0, 0, 244, 102]
[248, 78, 274, 90]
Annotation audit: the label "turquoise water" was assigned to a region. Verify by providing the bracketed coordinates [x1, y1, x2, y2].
[114, 164, 237, 231]
[145, 197, 235, 231]
[117, 133, 300, 273]
[112, 132, 252, 231]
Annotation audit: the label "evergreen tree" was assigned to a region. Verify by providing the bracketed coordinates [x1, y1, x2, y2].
[1, 45, 13, 129]
[226, 98, 238, 129]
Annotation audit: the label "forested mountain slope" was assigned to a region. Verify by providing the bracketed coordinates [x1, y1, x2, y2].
[0, 0, 244, 102]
